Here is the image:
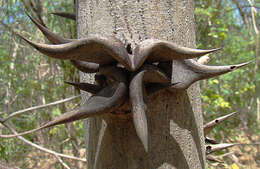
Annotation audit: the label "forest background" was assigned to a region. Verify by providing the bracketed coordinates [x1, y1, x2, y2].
[0, 0, 259, 168]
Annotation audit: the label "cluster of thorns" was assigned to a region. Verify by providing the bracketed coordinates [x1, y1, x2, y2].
[0, 11, 253, 163]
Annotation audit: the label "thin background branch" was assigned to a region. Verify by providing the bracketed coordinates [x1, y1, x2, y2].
[2, 94, 82, 122]
[2, 122, 86, 163]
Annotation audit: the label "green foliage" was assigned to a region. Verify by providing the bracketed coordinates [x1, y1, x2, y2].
[0, 0, 82, 167]
[196, 0, 259, 166]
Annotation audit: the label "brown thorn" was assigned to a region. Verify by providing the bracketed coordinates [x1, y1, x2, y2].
[132, 39, 221, 70]
[129, 66, 171, 152]
[205, 143, 260, 154]
[204, 111, 238, 135]
[70, 60, 99, 73]
[205, 137, 219, 144]
[25, 12, 100, 73]
[25, 12, 72, 44]
[170, 60, 252, 90]
[23, 13, 99, 73]
[130, 70, 149, 152]
[141, 64, 171, 83]
[51, 12, 76, 20]
[206, 143, 237, 154]
[0, 82, 128, 138]
[65, 81, 103, 94]
[17, 35, 131, 69]
[206, 155, 223, 163]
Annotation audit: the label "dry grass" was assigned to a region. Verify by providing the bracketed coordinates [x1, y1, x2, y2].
[16, 149, 86, 169]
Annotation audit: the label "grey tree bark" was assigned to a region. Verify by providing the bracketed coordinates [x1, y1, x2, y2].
[76, 0, 205, 168]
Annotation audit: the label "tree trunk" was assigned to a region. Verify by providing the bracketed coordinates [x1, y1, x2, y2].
[77, 0, 205, 168]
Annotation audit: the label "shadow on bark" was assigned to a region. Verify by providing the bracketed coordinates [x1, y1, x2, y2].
[87, 89, 204, 169]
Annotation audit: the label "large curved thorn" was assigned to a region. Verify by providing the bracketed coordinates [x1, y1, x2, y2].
[25, 13, 100, 73]
[65, 81, 103, 94]
[129, 66, 170, 152]
[0, 81, 128, 138]
[170, 59, 252, 90]
[18, 35, 132, 70]
[70, 60, 99, 73]
[132, 39, 220, 70]
[141, 65, 171, 83]
[51, 12, 76, 20]
[26, 12, 73, 44]
[204, 111, 238, 135]
[26, 13, 100, 72]
[130, 71, 148, 152]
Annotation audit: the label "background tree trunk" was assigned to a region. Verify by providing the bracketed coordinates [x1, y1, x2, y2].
[77, 0, 205, 168]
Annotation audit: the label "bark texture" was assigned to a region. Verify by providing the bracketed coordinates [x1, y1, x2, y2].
[77, 0, 205, 168]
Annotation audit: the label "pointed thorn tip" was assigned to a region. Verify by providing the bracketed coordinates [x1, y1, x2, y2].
[230, 61, 252, 70]
[64, 81, 72, 85]
[205, 47, 222, 54]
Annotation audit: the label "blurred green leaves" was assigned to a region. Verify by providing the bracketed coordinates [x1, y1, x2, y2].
[0, 0, 80, 165]
[196, 2, 259, 162]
